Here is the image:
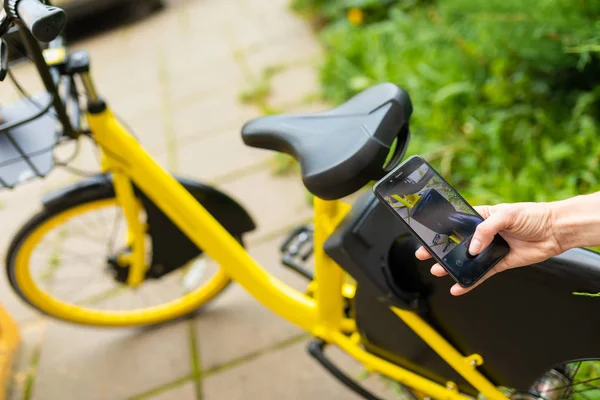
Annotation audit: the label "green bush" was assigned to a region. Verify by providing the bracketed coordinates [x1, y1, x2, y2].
[295, 0, 600, 205]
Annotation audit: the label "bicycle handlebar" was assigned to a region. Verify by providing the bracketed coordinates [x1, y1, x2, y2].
[6, 0, 66, 42]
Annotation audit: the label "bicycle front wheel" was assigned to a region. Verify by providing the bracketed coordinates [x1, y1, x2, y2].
[6, 192, 234, 327]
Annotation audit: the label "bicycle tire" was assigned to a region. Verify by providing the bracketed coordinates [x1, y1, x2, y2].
[5, 186, 236, 327]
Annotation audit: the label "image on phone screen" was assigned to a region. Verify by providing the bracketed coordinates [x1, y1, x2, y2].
[381, 163, 483, 260]
[376, 157, 509, 287]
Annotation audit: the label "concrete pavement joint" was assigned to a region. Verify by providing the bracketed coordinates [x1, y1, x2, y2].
[201, 333, 310, 378]
[21, 320, 47, 400]
[123, 334, 310, 400]
[125, 374, 195, 400]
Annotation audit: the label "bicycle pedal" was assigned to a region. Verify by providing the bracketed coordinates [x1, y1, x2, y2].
[280, 224, 314, 280]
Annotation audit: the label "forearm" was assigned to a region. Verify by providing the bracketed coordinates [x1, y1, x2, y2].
[551, 192, 600, 251]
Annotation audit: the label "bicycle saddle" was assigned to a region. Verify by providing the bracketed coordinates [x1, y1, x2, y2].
[241, 83, 413, 200]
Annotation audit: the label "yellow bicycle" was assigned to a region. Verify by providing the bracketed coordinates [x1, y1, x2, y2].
[3, 1, 600, 399]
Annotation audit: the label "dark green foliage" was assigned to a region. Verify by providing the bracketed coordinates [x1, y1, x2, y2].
[294, 0, 600, 205]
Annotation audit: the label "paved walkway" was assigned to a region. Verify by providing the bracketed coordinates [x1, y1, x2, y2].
[0, 0, 399, 399]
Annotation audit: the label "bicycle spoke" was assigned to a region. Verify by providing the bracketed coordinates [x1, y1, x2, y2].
[136, 286, 155, 308]
[16, 198, 228, 324]
[64, 216, 108, 242]
[81, 209, 107, 233]
[79, 286, 126, 306]
[551, 375, 600, 393]
[568, 389, 593, 400]
[61, 233, 112, 248]
[44, 252, 100, 266]
[571, 362, 583, 380]
[106, 207, 123, 255]
[562, 361, 583, 399]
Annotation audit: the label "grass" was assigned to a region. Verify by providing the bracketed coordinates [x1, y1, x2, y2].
[188, 322, 203, 399]
[293, 0, 600, 206]
[239, 65, 286, 113]
[573, 292, 600, 298]
[127, 375, 195, 400]
[22, 337, 43, 400]
[238, 64, 305, 177]
[201, 333, 310, 377]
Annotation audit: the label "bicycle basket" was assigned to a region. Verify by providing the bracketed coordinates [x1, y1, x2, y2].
[0, 92, 58, 189]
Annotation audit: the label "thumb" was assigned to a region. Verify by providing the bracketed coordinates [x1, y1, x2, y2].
[469, 209, 513, 256]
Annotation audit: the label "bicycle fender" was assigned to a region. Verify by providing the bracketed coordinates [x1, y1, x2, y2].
[42, 174, 256, 272]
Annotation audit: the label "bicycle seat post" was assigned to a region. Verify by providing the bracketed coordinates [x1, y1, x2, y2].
[313, 197, 349, 335]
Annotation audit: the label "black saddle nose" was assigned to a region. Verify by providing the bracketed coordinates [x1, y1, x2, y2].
[241, 83, 413, 200]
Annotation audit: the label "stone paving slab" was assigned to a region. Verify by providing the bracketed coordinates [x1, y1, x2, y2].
[172, 88, 257, 144]
[243, 32, 322, 78]
[203, 342, 365, 400]
[268, 65, 320, 109]
[166, 58, 245, 107]
[30, 320, 192, 400]
[218, 168, 313, 241]
[176, 128, 273, 182]
[203, 339, 399, 400]
[193, 234, 308, 372]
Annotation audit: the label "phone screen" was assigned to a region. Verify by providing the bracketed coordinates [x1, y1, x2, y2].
[375, 156, 509, 287]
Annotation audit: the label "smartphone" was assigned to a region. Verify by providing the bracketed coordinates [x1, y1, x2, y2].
[373, 155, 509, 287]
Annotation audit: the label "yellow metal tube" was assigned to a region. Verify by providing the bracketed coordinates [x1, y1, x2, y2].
[0, 303, 20, 400]
[332, 332, 471, 400]
[88, 109, 319, 331]
[392, 308, 509, 400]
[313, 198, 346, 334]
[112, 172, 146, 286]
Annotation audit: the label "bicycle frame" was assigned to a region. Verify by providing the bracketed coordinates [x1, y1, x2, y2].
[15, 22, 508, 397]
[87, 107, 509, 400]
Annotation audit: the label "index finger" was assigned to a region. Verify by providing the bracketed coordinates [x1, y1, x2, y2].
[473, 205, 492, 219]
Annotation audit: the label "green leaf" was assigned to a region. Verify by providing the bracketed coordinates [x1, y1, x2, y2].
[433, 82, 474, 104]
[543, 143, 575, 163]
[573, 292, 600, 297]
[309, 0, 600, 207]
[349, 75, 373, 91]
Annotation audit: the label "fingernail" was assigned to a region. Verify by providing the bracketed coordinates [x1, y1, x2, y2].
[469, 238, 482, 255]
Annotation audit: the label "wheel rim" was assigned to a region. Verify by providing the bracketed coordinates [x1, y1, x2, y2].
[13, 198, 231, 326]
[510, 360, 600, 400]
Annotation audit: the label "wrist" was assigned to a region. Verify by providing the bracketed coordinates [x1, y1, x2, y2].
[551, 192, 600, 251]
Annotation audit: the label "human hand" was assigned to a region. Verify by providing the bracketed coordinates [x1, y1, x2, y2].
[415, 203, 563, 296]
